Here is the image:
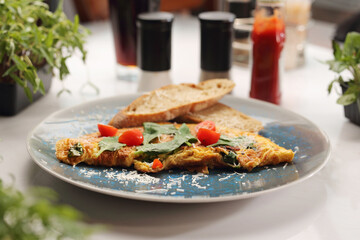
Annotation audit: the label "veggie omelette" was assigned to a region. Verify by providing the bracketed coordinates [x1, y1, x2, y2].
[55, 122, 294, 174]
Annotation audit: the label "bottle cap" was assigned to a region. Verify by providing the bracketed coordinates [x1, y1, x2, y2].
[137, 12, 174, 71]
[199, 11, 235, 71]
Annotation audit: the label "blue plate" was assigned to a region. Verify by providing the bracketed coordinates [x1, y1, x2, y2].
[27, 94, 331, 203]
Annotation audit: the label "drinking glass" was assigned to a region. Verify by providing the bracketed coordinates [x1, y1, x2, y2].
[108, 0, 160, 81]
[284, 0, 311, 70]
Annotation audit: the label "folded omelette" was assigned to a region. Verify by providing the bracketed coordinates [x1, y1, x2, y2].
[55, 122, 294, 174]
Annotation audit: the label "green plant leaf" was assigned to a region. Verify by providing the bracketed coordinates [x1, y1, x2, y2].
[0, 178, 99, 239]
[24, 85, 33, 102]
[59, 56, 70, 80]
[74, 14, 79, 32]
[332, 40, 342, 60]
[0, 0, 89, 100]
[327, 79, 336, 94]
[39, 47, 55, 67]
[328, 76, 344, 94]
[337, 93, 357, 105]
[0, 41, 6, 62]
[11, 55, 27, 71]
[9, 72, 25, 87]
[56, 0, 64, 12]
[38, 79, 45, 95]
[8, 39, 15, 57]
[343, 32, 360, 57]
[326, 60, 347, 73]
[45, 30, 53, 47]
[2, 64, 17, 77]
[22, 68, 38, 92]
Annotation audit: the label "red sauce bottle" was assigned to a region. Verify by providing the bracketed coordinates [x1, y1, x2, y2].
[250, 0, 285, 105]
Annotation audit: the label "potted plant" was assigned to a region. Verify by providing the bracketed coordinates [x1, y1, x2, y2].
[0, 0, 89, 116]
[326, 31, 360, 126]
[0, 179, 97, 238]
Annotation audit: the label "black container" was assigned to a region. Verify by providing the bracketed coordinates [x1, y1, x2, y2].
[0, 65, 52, 116]
[341, 84, 360, 126]
[199, 11, 235, 72]
[137, 12, 174, 71]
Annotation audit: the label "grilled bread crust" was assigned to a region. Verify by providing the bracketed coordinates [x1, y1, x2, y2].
[175, 103, 263, 133]
[108, 79, 235, 128]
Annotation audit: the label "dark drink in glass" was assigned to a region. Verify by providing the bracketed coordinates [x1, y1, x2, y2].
[109, 0, 159, 81]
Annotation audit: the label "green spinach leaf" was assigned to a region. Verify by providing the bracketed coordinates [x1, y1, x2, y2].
[142, 122, 178, 144]
[96, 137, 126, 157]
[68, 142, 83, 157]
[136, 124, 197, 154]
[209, 135, 255, 149]
[222, 151, 238, 165]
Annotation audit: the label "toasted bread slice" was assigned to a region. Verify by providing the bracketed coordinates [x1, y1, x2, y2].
[109, 79, 235, 128]
[175, 103, 263, 133]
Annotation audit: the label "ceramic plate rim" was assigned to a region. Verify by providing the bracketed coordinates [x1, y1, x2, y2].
[27, 93, 331, 203]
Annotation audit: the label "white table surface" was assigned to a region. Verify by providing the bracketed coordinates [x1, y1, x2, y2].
[1, 14, 359, 240]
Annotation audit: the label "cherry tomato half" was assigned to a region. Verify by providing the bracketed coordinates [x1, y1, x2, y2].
[152, 158, 163, 169]
[98, 123, 118, 137]
[197, 128, 220, 146]
[118, 129, 144, 146]
[195, 120, 216, 132]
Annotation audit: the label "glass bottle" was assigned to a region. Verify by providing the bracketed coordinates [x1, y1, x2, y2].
[109, 0, 160, 82]
[227, 0, 253, 66]
[249, 0, 285, 105]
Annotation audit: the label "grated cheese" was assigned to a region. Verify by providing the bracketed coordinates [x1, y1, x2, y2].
[283, 163, 288, 169]
[293, 146, 299, 154]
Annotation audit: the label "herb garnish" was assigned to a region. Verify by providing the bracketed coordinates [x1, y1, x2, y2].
[209, 135, 256, 149]
[222, 151, 238, 165]
[96, 136, 126, 157]
[68, 142, 83, 157]
[142, 122, 178, 144]
[136, 124, 197, 154]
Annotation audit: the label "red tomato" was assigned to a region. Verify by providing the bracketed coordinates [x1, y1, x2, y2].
[152, 158, 163, 169]
[118, 129, 144, 146]
[98, 124, 118, 137]
[197, 128, 220, 146]
[195, 120, 216, 132]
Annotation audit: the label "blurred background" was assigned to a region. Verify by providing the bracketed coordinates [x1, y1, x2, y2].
[51, 0, 360, 49]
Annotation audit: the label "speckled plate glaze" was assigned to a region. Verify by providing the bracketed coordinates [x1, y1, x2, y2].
[27, 94, 331, 203]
